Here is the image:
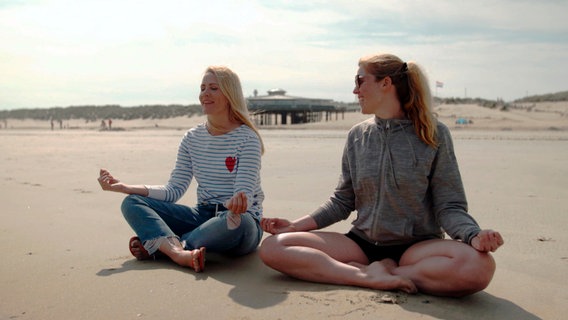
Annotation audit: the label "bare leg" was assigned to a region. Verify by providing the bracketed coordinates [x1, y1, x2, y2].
[259, 232, 416, 293]
[158, 237, 206, 272]
[393, 239, 496, 297]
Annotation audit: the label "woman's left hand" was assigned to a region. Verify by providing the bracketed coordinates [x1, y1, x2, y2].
[471, 229, 504, 252]
[225, 192, 248, 214]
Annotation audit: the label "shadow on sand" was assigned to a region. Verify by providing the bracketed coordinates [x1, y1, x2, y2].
[96, 252, 540, 319]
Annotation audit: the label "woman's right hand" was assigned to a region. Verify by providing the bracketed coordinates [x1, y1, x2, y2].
[261, 217, 296, 235]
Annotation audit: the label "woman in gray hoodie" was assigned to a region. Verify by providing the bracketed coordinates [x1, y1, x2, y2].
[259, 53, 504, 297]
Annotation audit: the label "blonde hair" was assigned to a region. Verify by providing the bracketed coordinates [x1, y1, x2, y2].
[359, 53, 437, 147]
[204, 66, 265, 154]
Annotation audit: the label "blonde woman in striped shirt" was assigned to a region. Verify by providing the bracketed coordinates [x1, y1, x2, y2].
[98, 66, 264, 272]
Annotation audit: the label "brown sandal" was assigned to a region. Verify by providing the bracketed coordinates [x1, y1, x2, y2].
[128, 236, 152, 260]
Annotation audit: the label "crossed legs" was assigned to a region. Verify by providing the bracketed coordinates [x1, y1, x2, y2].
[259, 232, 495, 297]
[259, 231, 417, 293]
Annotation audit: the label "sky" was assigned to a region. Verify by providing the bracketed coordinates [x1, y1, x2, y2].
[1, 0, 567, 110]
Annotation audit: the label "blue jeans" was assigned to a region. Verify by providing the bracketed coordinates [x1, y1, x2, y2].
[121, 195, 263, 256]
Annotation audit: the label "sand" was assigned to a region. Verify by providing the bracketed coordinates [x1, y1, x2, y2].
[1, 103, 567, 319]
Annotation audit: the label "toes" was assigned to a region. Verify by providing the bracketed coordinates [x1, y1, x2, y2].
[191, 247, 206, 273]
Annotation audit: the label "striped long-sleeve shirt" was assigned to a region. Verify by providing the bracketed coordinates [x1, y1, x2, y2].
[146, 124, 263, 221]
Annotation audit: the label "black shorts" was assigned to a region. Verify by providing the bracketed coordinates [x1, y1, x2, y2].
[345, 231, 414, 263]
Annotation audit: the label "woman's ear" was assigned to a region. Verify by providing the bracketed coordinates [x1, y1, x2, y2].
[382, 76, 392, 87]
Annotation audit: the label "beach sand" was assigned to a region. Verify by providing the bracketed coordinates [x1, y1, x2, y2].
[1, 103, 567, 319]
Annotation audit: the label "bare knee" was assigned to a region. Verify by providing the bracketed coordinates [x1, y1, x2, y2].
[471, 253, 496, 289]
[403, 240, 498, 297]
[259, 235, 282, 266]
[453, 253, 496, 297]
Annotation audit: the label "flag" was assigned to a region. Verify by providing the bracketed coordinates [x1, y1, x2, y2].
[436, 81, 444, 88]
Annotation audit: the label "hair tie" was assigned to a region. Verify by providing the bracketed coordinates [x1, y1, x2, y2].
[401, 62, 408, 72]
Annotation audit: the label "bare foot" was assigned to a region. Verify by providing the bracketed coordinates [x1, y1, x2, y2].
[170, 247, 206, 272]
[379, 258, 398, 272]
[158, 237, 206, 272]
[363, 261, 417, 293]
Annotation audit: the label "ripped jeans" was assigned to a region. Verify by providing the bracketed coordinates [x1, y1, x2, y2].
[121, 195, 263, 256]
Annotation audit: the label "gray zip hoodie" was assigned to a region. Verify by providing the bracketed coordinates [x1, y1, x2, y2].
[310, 117, 481, 246]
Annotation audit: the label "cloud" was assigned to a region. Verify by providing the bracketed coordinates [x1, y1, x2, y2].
[1, 0, 567, 109]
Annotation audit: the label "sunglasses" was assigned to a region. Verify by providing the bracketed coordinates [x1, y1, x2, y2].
[355, 75, 365, 89]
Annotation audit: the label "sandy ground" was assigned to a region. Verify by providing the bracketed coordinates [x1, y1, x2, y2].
[1, 103, 567, 319]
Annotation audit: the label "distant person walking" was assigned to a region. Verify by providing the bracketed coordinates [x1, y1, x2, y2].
[98, 66, 265, 272]
[259, 53, 504, 297]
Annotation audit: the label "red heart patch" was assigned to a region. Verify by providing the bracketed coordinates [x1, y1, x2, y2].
[225, 157, 237, 172]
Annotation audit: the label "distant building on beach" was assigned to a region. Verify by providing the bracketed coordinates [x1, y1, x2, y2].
[247, 88, 345, 125]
